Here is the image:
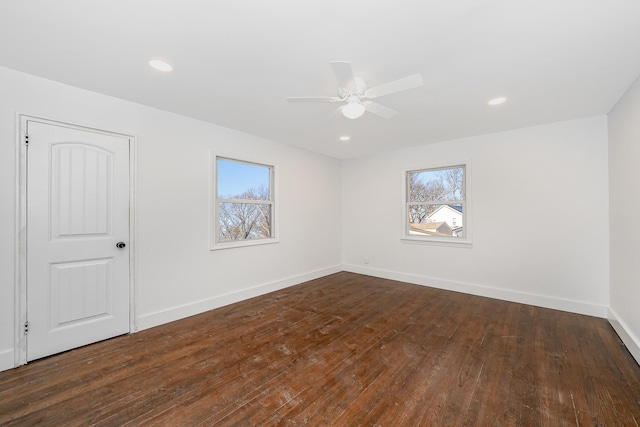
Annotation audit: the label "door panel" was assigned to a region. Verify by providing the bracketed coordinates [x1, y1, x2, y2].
[51, 144, 112, 238]
[27, 121, 130, 361]
[50, 258, 112, 327]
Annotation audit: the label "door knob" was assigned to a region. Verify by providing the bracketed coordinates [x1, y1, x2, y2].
[116, 242, 126, 249]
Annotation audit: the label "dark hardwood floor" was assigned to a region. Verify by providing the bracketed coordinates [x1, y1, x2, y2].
[1, 272, 639, 426]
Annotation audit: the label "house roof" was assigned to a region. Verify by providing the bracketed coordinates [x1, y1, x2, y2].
[408, 225, 453, 237]
[409, 221, 452, 232]
[411, 221, 445, 231]
[426, 205, 463, 219]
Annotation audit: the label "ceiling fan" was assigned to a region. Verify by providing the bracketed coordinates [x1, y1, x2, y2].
[287, 61, 423, 120]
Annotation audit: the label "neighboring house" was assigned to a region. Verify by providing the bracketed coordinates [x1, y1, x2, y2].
[409, 221, 453, 236]
[425, 205, 463, 229]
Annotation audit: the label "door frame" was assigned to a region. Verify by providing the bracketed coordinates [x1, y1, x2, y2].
[13, 114, 138, 367]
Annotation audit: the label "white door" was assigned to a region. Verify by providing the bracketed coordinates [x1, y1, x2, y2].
[26, 120, 130, 361]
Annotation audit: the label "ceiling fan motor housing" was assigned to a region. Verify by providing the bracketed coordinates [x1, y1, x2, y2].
[339, 77, 368, 99]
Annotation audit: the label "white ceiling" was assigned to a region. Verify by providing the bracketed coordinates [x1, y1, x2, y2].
[1, 0, 639, 159]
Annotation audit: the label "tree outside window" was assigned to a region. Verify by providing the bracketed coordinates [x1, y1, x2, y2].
[406, 165, 466, 239]
[213, 157, 276, 249]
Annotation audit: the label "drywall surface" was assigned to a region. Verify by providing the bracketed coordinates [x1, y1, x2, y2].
[608, 73, 640, 364]
[342, 116, 610, 317]
[0, 66, 342, 371]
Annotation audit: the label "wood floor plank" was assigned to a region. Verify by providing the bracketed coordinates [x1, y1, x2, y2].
[1, 272, 639, 426]
[209, 284, 420, 425]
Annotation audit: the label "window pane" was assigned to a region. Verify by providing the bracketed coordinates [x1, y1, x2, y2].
[408, 166, 464, 202]
[217, 158, 270, 199]
[218, 203, 271, 241]
[408, 204, 464, 238]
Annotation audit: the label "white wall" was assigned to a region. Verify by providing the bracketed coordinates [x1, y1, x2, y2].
[0, 66, 342, 371]
[342, 116, 610, 317]
[0, 63, 624, 373]
[608, 74, 640, 364]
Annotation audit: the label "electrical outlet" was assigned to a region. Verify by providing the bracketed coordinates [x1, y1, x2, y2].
[364, 256, 369, 264]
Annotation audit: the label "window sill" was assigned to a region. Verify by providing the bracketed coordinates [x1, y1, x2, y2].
[211, 237, 279, 251]
[401, 236, 472, 248]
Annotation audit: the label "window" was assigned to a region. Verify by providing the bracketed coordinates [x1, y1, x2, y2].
[404, 164, 470, 245]
[212, 156, 277, 249]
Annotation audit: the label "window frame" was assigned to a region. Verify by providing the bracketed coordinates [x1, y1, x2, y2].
[210, 154, 279, 250]
[401, 162, 472, 247]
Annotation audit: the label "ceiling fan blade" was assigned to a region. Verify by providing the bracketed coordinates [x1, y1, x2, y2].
[363, 101, 398, 119]
[286, 96, 342, 103]
[326, 106, 343, 122]
[330, 61, 357, 92]
[364, 74, 424, 99]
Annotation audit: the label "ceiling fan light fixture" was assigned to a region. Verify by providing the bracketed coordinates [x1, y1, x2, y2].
[342, 102, 366, 119]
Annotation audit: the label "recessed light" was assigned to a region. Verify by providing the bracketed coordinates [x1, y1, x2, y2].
[488, 97, 507, 106]
[339, 136, 351, 142]
[149, 59, 173, 72]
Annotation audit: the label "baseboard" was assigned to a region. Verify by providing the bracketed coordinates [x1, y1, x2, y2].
[343, 264, 608, 318]
[137, 265, 343, 331]
[608, 308, 640, 365]
[0, 348, 15, 373]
